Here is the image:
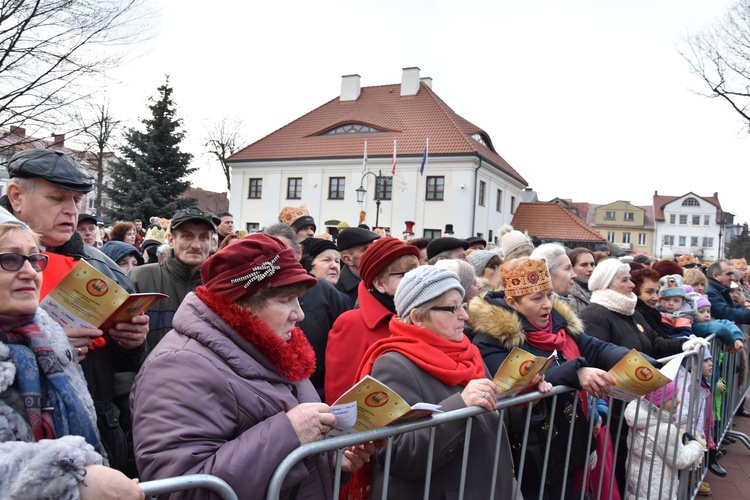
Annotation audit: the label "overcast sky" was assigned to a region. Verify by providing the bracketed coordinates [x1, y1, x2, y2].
[101, 0, 748, 224]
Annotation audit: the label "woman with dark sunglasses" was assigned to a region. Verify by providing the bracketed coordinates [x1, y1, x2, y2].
[0, 215, 144, 499]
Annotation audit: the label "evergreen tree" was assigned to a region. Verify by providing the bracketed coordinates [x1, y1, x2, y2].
[726, 223, 750, 261]
[105, 78, 196, 221]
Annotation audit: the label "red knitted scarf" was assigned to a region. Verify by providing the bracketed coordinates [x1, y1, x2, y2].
[196, 286, 316, 382]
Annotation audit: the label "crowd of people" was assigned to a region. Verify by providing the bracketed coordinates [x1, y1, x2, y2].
[2, 148, 750, 499]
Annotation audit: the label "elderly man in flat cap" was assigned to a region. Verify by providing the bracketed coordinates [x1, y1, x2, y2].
[0, 148, 148, 477]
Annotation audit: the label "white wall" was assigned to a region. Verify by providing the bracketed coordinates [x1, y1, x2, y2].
[654, 194, 722, 260]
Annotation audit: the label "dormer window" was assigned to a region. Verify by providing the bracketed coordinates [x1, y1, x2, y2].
[682, 197, 700, 207]
[320, 124, 386, 136]
[471, 133, 489, 148]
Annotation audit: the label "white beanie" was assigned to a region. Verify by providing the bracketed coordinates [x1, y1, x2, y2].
[501, 230, 533, 261]
[588, 258, 630, 292]
[434, 259, 475, 294]
[0, 206, 29, 229]
[395, 266, 465, 318]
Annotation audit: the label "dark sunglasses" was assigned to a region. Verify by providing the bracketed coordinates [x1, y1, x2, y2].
[0, 252, 48, 272]
[430, 302, 468, 315]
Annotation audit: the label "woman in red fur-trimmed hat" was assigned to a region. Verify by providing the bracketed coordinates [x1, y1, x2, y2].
[130, 233, 374, 499]
[324, 237, 420, 405]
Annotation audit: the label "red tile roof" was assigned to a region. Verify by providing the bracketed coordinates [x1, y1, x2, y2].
[652, 192, 722, 221]
[228, 83, 527, 184]
[511, 202, 605, 242]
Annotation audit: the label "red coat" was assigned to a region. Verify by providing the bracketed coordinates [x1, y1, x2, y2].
[324, 281, 394, 405]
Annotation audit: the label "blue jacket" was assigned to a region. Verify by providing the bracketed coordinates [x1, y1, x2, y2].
[706, 277, 750, 325]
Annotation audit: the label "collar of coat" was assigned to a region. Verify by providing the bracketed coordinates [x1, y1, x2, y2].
[468, 290, 584, 350]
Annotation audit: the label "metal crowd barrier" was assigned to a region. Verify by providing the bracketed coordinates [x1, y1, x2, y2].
[139, 474, 238, 499]
[264, 338, 750, 500]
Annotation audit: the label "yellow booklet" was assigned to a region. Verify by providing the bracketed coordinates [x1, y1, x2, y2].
[607, 349, 686, 402]
[492, 347, 557, 398]
[39, 259, 166, 331]
[328, 375, 442, 437]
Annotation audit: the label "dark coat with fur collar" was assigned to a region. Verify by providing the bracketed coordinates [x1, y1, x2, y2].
[470, 291, 630, 389]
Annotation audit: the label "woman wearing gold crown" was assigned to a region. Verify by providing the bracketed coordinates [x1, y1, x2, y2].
[470, 257, 633, 500]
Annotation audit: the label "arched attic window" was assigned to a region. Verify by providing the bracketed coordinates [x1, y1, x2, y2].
[319, 124, 387, 136]
[682, 197, 700, 207]
[471, 132, 490, 148]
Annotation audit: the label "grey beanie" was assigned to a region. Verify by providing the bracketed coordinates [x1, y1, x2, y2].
[434, 259, 476, 294]
[394, 266, 465, 318]
[466, 250, 498, 277]
[0, 206, 29, 229]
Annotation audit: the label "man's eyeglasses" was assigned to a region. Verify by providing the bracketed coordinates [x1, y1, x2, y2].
[0, 252, 48, 272]
[430, 303, 468, 315]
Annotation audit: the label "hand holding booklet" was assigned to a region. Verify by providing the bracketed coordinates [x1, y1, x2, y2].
[40, 259, 166, 331]
[328, 375, 442, 437]
[607, 348, 686, 402]
[492, 347, 557, 398]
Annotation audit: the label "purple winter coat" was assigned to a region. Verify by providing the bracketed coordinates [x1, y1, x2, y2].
[131, 292, 332, 500]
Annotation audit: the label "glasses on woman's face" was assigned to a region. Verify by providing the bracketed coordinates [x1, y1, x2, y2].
[430, 302, 468, 315]
[0, 252, 48, 272]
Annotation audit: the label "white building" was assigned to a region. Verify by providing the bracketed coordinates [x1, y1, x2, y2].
[227, 68, 528, 242]
[653, 191, 724, 261]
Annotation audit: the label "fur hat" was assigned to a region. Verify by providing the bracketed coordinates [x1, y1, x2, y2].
[359, 237, 419, 289]
[500, 258, 552, 297]
[588, 258, 629, 292]
[201, 233, 317, 303]
[394, 266, 464, 318]
[466, 250, 499, 277]
[652, 259, 684, 278]
[658, 274, 686, 299]
[645, 381, 676, 408]
[499, 225, 533, 261]
[434, 259, 476, 296]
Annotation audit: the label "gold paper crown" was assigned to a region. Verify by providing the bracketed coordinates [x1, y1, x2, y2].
[278, 204, 310, 225]
[731, 258, 748, 271]
[500, 258, 552, 297]
[143, 226, 166, 243]
[676, 254, 697, 267]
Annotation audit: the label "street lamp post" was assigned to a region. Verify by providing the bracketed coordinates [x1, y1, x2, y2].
[356, 169, 388, 229]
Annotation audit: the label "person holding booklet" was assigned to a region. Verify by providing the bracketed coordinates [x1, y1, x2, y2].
[355, 265, 548, 499]
[471, 257, 631, 500]
[131, 234, 375, 499]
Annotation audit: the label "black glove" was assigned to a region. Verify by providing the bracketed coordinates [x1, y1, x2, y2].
[682, 431, 696, 444]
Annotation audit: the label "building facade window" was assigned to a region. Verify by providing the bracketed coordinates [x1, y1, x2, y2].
[248, 178, 262, 199]
[607, 231, 615, 243]
[679, 236, 686, 247]
[605, 211, 616, 220]
[704, 215, 711, 225]
[246, 222, 260, 232]
[321, 123, 387, 135]
[703, 237, 714, 248]
[670, 214, 676, 225]
[496, 189, 503, 212]
[622, 232, 631, 244]
[478, 181, 486, 206]
[511, 196, 517, 214]
[287, 178, 302, 199]
[692, 215, 700, 225]
[624, 212, 635, 221]
[377, 177, 393, 200]
[424, 228, 441, 239]
[663, 235, 674, 246]
[328, 177, 345, 200]
[679, 214, 688, 225]
[425, 176, 444, 201]
[638, 233, 646, 246]
[690, 236, 699, 247]
[682, 197, 700, 207]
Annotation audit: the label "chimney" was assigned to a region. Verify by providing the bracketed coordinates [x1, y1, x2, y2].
[401, 67, 420, 96]
[420, 77, 433, 90]
[52, 133, 65, 147]
[340, 74, 361, 101]
[9, 126, 25, 137]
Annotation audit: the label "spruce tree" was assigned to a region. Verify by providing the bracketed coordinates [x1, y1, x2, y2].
[726, 223, 750, 261]
[105, 78, 196, 221]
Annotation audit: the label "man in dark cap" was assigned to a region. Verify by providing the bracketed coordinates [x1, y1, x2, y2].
[76, 213, 99, 246]
[0, 148, 148, 477]
[426, 237, 470, 265]
[129, 207, 217, 348]
[465, 236, 487, 251]
[335, 227, 380, 304]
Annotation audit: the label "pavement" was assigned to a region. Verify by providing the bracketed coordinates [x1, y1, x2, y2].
[703, 410, 750, 499]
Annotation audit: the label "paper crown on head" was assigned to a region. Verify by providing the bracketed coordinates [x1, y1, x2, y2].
[143, 226, 166, 243]
[278, 204, 311, 225]
[676, 254, 697, 267]
[500, 258, 552, 297]
[731, 258, 748, 271]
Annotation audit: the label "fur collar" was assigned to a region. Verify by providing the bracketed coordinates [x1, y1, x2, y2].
[468, 292, 584, 350]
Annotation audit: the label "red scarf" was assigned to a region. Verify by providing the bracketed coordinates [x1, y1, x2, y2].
[356, 316, 485, 386]
[196, 286, 316, 382]
[525, 316, 588, 418]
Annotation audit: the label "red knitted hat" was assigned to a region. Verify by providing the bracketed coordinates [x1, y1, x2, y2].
[359, 237, 420, 288]
[201, 233, 317, 303]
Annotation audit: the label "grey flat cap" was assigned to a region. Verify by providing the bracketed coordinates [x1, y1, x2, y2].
[8, 148, 94, 193]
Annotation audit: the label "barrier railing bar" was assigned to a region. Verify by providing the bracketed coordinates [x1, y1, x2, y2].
[456, 417, 473, 500]
[139, 474, 238, 500]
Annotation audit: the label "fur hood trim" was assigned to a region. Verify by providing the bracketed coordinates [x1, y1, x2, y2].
[468, 294, 584, 350]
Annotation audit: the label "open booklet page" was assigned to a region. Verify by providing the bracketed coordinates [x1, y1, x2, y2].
[39, 259, 166, 331]
[607, 348, 686, 402]
[492, 347, 557, 398]
[328, 375, 442, 437]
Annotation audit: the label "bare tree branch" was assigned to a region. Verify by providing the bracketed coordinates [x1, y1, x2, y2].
[204, 116, 245, 192]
